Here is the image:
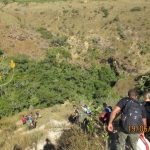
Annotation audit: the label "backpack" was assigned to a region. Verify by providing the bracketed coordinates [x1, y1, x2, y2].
[121, 99, 143, 133]
[99, 111, 107, 123]
[99, 107, 112, 123]
[145, 102, 150, 120]
[108, 106, 112, 111]
[86, 109, 91, 115]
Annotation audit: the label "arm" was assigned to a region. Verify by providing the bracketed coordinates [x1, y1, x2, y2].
[73, 111, 78, 119]
[108, 106, 121, 132]
[142, 118, 147, 126]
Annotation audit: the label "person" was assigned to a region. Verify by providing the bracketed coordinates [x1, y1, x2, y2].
[108, 89, 147, 150]
[80, 105, 91, 130]
[72, 105, 79, 125]
[21, 115, 26, 125]
[35, 111, 39, 120]
[103, 103, 112, 125]
[99, 103, 112, 125]
[28, 114, 33, 124]
[143, 91, 150, 140]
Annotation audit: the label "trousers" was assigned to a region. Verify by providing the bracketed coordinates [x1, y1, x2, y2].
[117, 127, 139, 150]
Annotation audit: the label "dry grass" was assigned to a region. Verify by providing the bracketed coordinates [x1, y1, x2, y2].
[0, 101, 74, 149]
[0, 130, 44, 150]
[57, 126, 105, 150]
[0, 0, 150, 78]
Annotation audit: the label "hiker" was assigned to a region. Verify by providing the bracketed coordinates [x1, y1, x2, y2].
[72, 105, 79, 125]
[21, 115, 26, 125]
[34, 111, 39, 120]
[108, 89, 147, 150]
[28, 114, 33, 124]
[35, 111, 42, 120]
[80, 105, 91, 130]
[26, 115, 29, 121]
[99, 103, 112, 125]
[143, 91, 150, 140]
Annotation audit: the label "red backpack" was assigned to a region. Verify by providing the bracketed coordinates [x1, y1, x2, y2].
[99, 111, 107, 122]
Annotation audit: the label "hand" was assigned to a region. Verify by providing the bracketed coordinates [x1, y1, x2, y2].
[108, 123, 114, 132]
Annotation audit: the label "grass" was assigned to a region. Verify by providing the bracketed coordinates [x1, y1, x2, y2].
[0, 100, 108, 150]
[14, 0, 63, 2]
[0, 130, 44, 150]
[10, 0, 109, 2]
[57, 126, 105, 150]
[0, 101, 73, 149]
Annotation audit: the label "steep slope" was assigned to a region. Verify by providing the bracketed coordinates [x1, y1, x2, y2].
[0, 0, 150, 92]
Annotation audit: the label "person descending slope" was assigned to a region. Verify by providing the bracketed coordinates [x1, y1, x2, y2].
[108, 89, 147, 150]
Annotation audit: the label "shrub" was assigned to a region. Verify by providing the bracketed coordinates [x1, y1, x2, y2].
[3, 0, 9, 5]
[50, 36, 68, 47]
[101, 7, 109, 18]
[37, 27, 53, 39]
[57, 127, 105, 150]
[113, 15, 119, 22]
[140, 49, 149, 55]
[130, 6, 142, 12]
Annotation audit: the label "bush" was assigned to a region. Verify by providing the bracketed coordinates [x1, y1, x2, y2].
[57, 127, 105, 150]
[130, 6, 142, 12]
[101, 7, 109, 18]
[37, 27, 53, 39]
[0, 53, 118, 118]
[50, 36, 68, 47]
[113, 15, 119, 22]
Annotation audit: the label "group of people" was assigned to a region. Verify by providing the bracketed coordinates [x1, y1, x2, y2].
[72, 104, 91, 130]
[21, 111, 41, 130]
[71, 89, 150, 150]
[108, 89, 150, 150]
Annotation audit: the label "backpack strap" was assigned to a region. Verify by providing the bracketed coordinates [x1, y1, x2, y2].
[122, 99, 142, 113]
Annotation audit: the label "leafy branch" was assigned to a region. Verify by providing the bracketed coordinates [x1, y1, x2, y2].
[0, 60, 15, 88]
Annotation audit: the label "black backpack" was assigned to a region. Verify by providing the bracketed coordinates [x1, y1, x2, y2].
[121, 99, 143, 133]
[145, 102, 150, 120]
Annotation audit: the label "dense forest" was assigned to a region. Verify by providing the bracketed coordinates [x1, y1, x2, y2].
[0, 49, 119, 118]
[0, 49, 150, 119]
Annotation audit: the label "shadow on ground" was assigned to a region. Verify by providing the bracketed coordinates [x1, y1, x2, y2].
[43, 138, 55, 150]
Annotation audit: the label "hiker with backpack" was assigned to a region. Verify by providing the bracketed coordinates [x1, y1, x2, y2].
[99, 103, 112, 125]
[80, 105, 92, 130]
[21, 115, 26, 125]
[143, 91, 150, 141]
[108, 89, 147, 150]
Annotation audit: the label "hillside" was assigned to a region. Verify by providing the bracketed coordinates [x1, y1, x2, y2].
[0, 101, 72, 150]
[0, 101, 106, 150]
[0, 0, 150, 96]
[0, 0, 150, 149]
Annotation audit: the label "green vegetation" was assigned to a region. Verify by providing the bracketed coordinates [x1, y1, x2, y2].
[136, 75, 150, 96]
[101, 7, 109, 18]
[37, 28, 68, 47]
[0, 50, 118, 118]
[130, 6, 142, 12]
[139, 42, 149, 55]
[0, 0, 78, 3]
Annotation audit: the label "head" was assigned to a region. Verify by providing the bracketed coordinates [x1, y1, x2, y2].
[103, 103, 107, 108]
[143, 91, 150, 101]
[73, 105, 77, 110]
[128, 89, 138, 99]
